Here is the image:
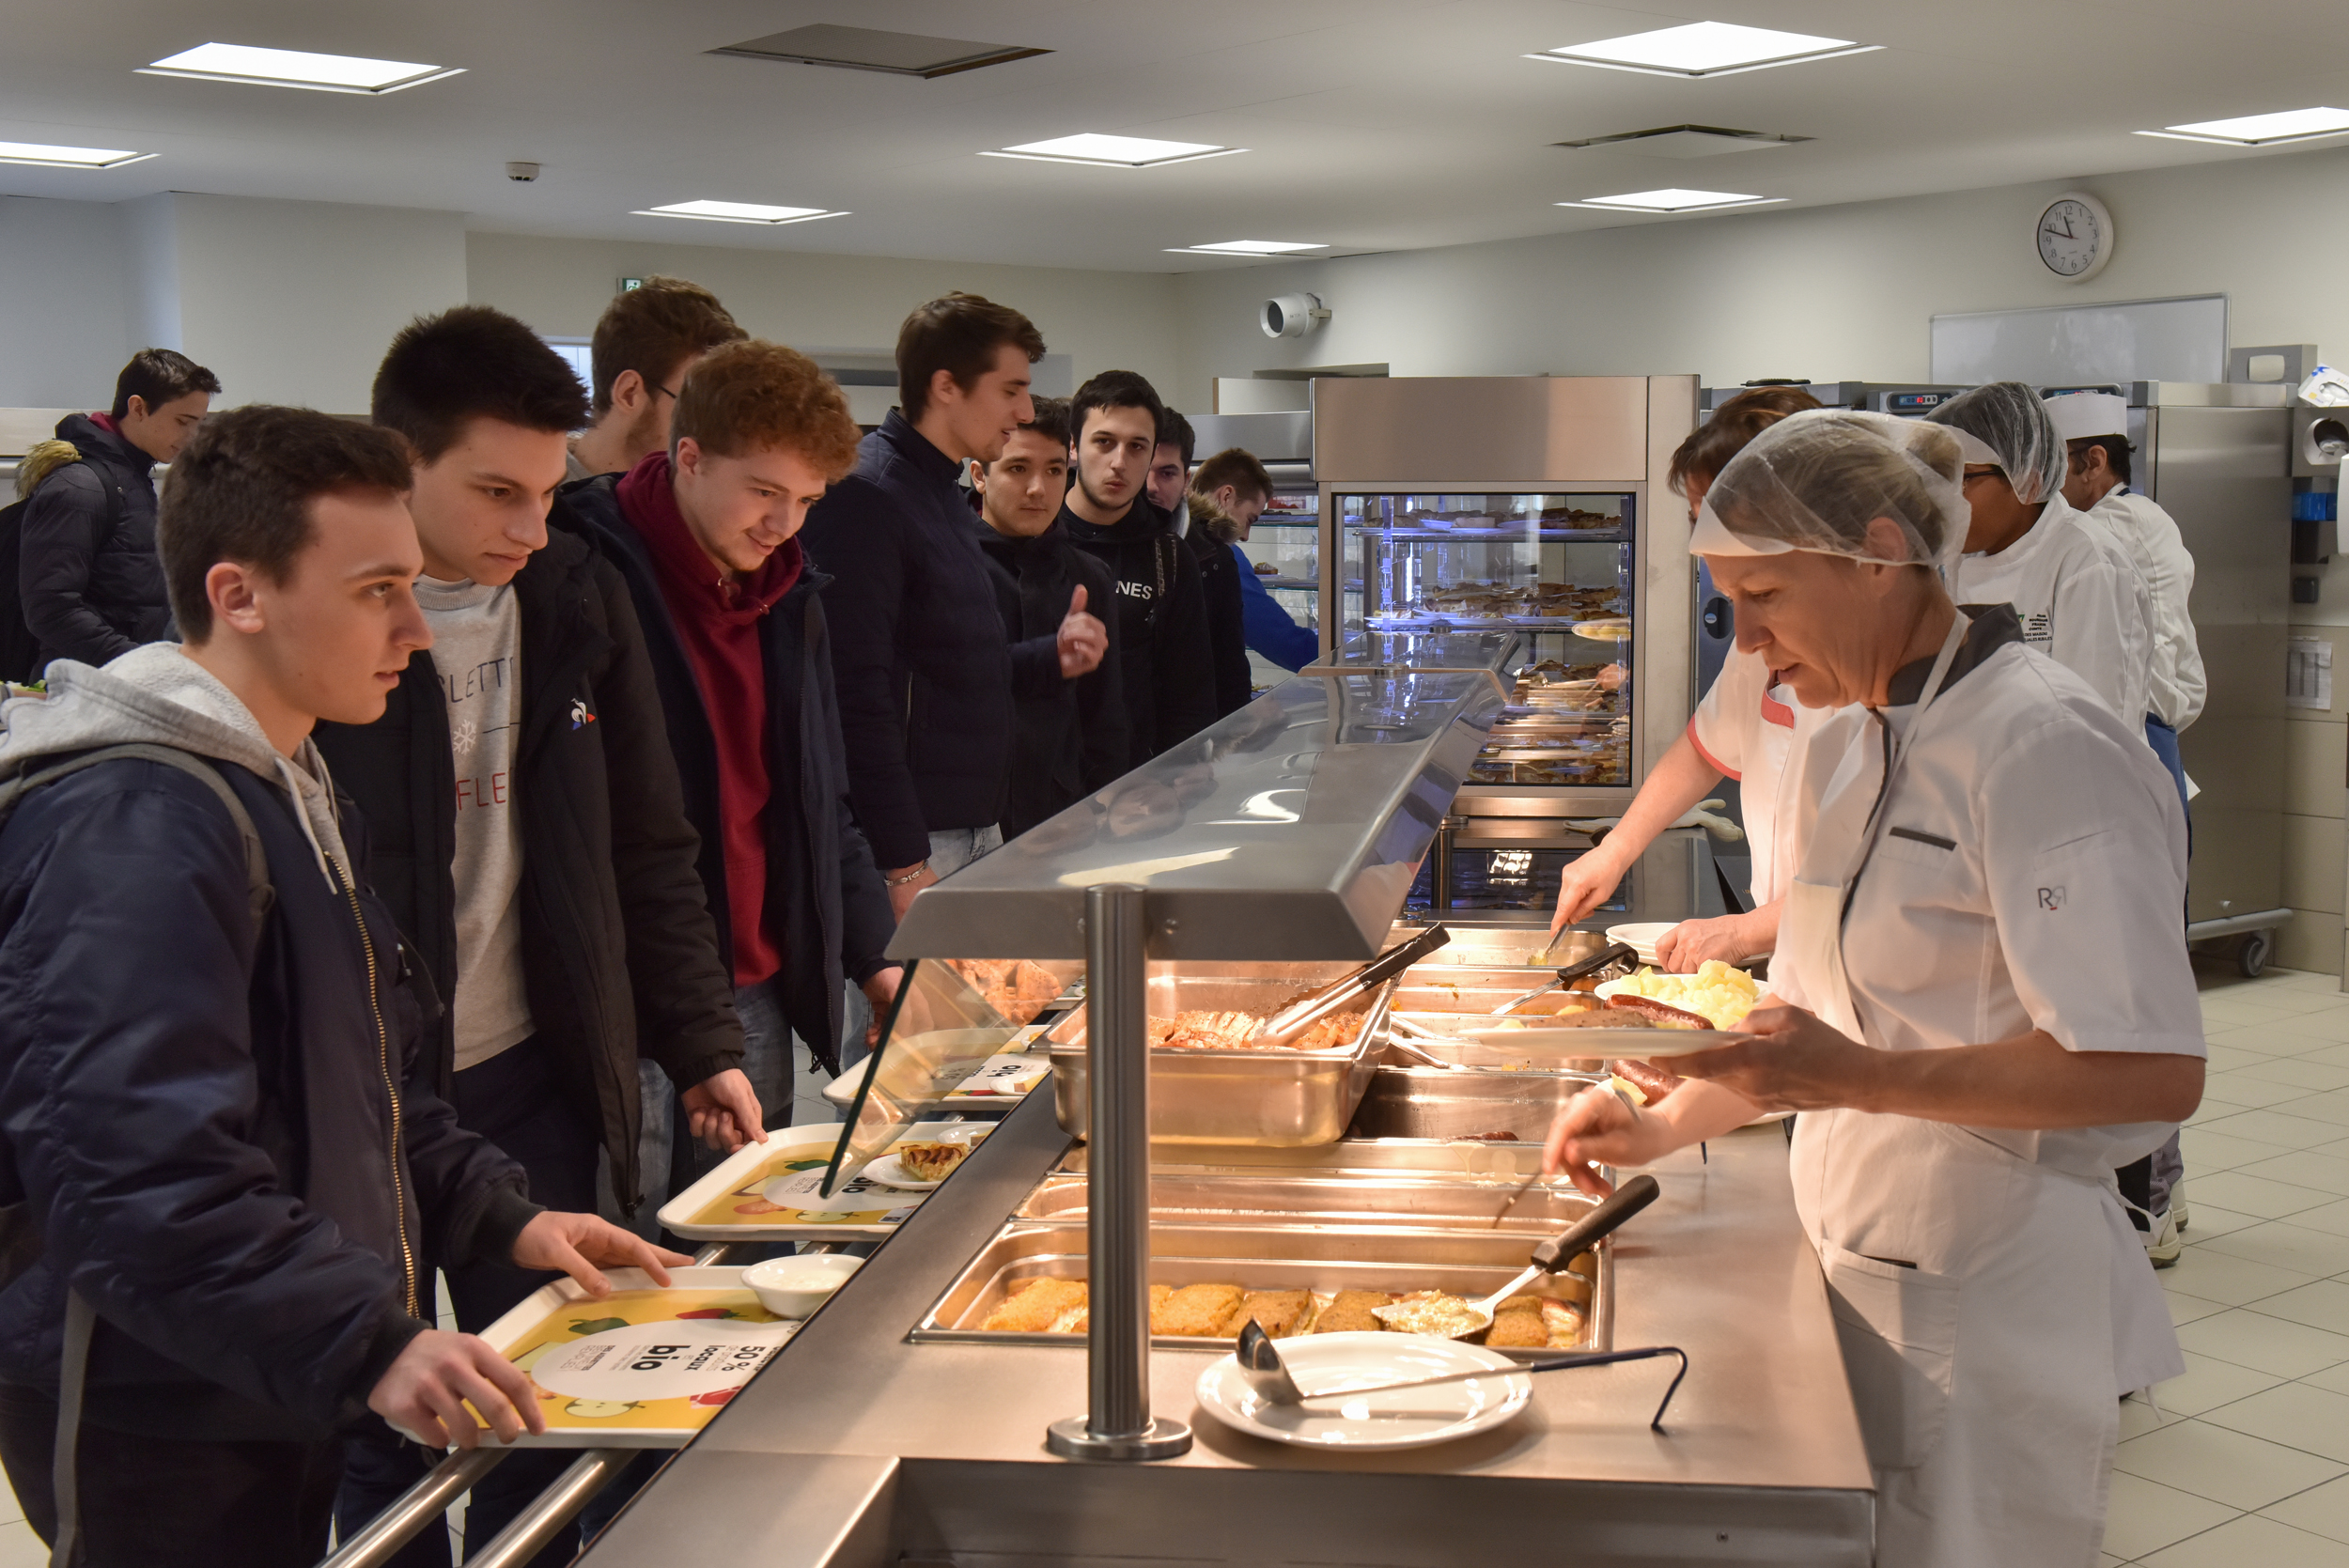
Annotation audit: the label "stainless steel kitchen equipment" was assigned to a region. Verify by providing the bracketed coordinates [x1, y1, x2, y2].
[2040, 380, 2295, 973]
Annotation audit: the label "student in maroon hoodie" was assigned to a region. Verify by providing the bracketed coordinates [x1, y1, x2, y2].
[565, 340, 900, 1203]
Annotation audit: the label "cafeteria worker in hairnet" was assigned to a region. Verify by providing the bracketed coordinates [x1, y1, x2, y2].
[1543, 411, 2202, 1567]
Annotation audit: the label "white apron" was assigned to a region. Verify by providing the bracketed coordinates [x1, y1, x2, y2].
[1781, 619, 2121, 1568]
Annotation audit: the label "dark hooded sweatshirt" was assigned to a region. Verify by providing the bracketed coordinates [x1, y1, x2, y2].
[1060, 496, 1217, 768]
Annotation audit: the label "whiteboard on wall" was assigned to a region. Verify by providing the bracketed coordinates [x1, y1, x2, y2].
[1930, 294, 2228, 385]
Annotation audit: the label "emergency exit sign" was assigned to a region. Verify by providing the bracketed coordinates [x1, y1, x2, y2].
[617, 276, 644, 292]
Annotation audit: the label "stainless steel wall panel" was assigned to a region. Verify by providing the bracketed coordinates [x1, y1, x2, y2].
[1312, 377, 1652, 485]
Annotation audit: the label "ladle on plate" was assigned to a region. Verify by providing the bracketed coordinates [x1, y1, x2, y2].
[1232, 1176, 1683, 1428]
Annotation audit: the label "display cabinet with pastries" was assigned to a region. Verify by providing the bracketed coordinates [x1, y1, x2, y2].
[1303, 376, 1701, 916]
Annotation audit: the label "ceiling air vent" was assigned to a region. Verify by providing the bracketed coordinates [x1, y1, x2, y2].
[1554, 125, 1812, 159]
[708, 24, 1049, 80]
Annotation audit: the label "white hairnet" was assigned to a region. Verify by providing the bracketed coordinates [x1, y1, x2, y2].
[1925, 381, 2067, 505]
[1688, 409, 1970, 571]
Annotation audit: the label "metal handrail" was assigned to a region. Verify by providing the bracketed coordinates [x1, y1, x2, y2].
[316, 1447, 509, 1568]
[464, 1450, 643, 1568]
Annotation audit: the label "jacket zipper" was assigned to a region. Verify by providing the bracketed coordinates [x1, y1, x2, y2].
[334, 856, 420, 1318]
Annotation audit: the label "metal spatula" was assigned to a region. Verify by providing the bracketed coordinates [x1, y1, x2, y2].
[1487, 941, 1641, 1016]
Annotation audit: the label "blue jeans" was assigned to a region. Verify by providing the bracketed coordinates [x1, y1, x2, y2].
[614, 976, 794, 1245]
[842, 823, 1002, 1070]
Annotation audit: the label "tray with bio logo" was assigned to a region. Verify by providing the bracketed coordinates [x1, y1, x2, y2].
[657, 1120, 991, 1241]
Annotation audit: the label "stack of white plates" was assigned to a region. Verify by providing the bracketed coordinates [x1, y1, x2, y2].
[1604, 922, 1678, 967]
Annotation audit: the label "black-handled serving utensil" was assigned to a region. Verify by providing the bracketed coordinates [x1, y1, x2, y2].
[1232, 1326, 1690, 1433]
[1487, 941, 1641, 1017]
[1254, 924, 1452, 1046]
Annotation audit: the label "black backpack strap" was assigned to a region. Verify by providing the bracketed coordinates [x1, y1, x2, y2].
[0, 743, 274, 1567]
[0, 742, 274, 931]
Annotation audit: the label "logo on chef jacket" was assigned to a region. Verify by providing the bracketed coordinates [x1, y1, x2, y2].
[2022, 611, 2053, 645]
[2037, 885, 2067, 911]
[570, 697, 596, 730]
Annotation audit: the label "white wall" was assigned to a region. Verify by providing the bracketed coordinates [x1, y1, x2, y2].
[1168, 143, 2349, 411]
[466, 233, 1181, 404]
[0, 197, 134, 407]
[148, 194, 470, 414]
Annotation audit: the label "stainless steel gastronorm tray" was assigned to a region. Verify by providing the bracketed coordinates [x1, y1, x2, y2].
[911, 1220, 1608, 1359]
[1349, 1067, 1606, 1141]
[1046, 973, 1395, 1147]
[1060, 1138, 1563, 1179]
[1012, 1172, 1599, 1235]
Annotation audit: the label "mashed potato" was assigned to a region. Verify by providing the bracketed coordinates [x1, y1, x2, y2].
[1605, 960, 1758, 1030]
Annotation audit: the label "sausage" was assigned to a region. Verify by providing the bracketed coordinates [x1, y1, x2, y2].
[1604, 995, 1715, 1031]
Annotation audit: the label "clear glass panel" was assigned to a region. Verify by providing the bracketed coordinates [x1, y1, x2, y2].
[1339, 491, 1636, 787]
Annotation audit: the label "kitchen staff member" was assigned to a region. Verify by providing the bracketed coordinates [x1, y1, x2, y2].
[2045, 388, 2204, 814]
[1550, 386, 1824, 968]
[1928, 381, 2155, 727]
[1544, 411, 2202, 1568]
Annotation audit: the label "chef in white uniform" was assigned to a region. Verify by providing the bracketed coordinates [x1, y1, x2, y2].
[1928, 382, 2155, 728]
[1551, 387, 1828, 968]
[2045, 388, 2205, 812]
[1543, 411, 2203, 1568]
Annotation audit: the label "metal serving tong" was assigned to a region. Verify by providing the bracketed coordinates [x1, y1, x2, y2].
[1252, 924, 1452, 1047]
[1235, 1176, 1688, 1431]
[1487, 941, 1641, 1017]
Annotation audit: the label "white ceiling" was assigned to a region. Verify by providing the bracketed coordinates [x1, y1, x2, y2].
[1, 0, 2344, 272]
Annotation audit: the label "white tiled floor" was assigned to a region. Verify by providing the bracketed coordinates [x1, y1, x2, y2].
[16, 972, 2349, 1562]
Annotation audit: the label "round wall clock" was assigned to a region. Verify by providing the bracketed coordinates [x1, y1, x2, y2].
[2036, 191, 2114, 283]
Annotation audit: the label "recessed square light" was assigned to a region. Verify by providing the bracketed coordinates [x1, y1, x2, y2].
[1559, 188, 1782, 213]
[0, 140, 154, 170]
[631, 199, 849, 226]
[1531, 22, 1876, 78]
[1165, 240, 1328, 256]
[2136, 106, 2349, 147]
[140, 42, 462, 94]
[982, 133, 1244, 168]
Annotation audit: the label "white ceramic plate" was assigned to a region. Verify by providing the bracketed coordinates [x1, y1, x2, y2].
[1571, 619, 1633, 642]
[1195, 1331, 1532, 1451]
[1459, 1024, 1747, 1057]
[863, 1125, 991, 1190]
[1603, 922, 1679, 964]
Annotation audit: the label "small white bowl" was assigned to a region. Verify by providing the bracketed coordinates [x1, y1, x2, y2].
[742, 1253, 862, 1319]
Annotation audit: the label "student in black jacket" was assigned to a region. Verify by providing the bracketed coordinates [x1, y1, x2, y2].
[970, 396, 1130, 837]
[17, 349, 220, 668]
[563, 340, 901, 1165]
[316, 309, 754, 1566]
[799, 294, 1105, 923]
[1158, 407, 1252, 717]
[0, 407, 678, 1568]
[1060, 371, 1217, 766]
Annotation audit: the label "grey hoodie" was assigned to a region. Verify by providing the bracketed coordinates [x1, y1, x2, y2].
[0, 644, 351, 886]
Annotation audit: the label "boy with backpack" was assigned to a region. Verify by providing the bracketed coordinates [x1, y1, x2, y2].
[0, 404, 683, 1567]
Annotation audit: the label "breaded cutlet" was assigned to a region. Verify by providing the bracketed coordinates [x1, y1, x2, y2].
[981, 1277, 1087, 1333]
[1232, 1289, 1314, 1339]
[1486, 1308, 1548, 1348]
[1152, 1282, 1246, 1337]
[1312, 1289, 1394, 1334]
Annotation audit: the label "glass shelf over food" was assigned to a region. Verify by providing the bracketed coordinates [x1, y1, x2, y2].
[1338, 489, 1638, 788]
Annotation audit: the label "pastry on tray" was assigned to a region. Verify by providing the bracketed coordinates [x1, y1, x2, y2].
[1312, 1290, 1396, 1334]
[1153, 1282, 1248, 1337]
[982, 1277, 1089, 1333]
[894, 1141, 972, 1181]
[1232, 1288, 1315, 1339]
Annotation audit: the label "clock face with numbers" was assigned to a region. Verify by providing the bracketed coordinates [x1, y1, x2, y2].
[2036, 193, 2113, 282]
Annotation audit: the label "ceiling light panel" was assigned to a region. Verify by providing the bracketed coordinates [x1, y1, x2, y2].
[2136, 106, 2349, 146]
[1532, 22, 1877, 78]
[0, 140, 153, 169]
[141, 42, 462, 94]
[1169, 240, 1328, 255]
[633, 199, 848, 225]
[983, 133, 1243, 167]
[1560, 188, 1781, 212]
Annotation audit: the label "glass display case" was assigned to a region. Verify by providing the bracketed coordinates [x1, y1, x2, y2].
[1332, 489, 1636, 789]
[1232, 489, 1319, 691]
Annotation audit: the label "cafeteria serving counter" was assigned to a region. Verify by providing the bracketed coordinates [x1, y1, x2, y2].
[574, 664, 1868, 1564]
[581, 1098, 1870, 1566]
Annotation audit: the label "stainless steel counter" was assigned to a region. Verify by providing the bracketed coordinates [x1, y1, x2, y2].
[581, 1096, 1873, 1565]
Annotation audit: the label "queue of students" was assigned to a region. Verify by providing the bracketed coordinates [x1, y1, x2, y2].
[0, 282, 1259, 1564]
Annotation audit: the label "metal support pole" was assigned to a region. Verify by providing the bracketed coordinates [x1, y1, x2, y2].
[1430, 816, 1464, 910]
[691, 1242, 737, 1266]
[1048, 883, 1190, 1461]
[463, 1449, 641, 1568]
[316, 1448, 509, 1568]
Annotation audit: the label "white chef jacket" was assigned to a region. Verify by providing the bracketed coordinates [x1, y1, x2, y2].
[1945, 491, 2155, 728]
[1687, 644, 1823, 906]
[2087, 482, 2205, 732]
[1774, 611, 2201, 1396]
